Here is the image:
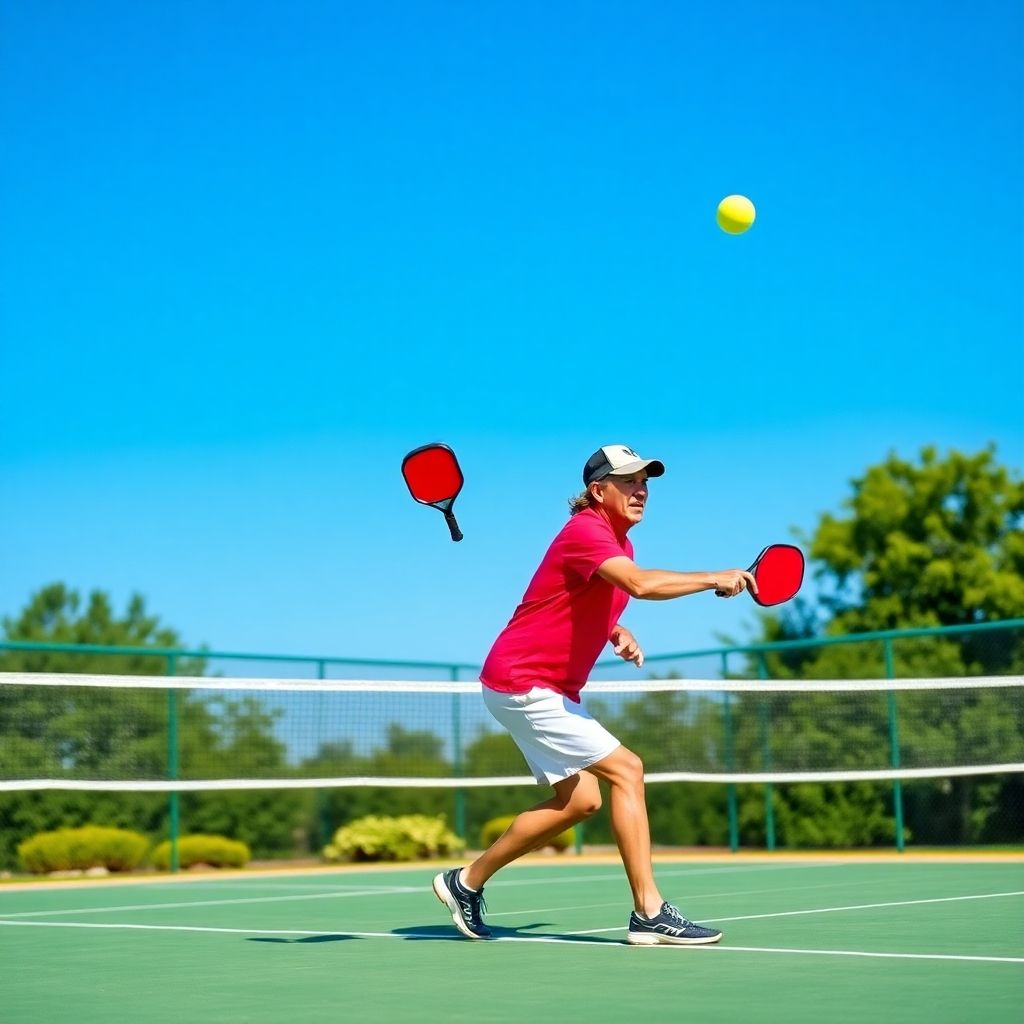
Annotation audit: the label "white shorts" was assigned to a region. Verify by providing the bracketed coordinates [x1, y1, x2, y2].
[482, 685, 621, 785]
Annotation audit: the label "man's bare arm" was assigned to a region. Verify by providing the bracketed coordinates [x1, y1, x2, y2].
[596, 556, 757, 600]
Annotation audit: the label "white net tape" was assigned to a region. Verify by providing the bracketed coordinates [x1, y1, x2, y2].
[1, 672, 1020, 693]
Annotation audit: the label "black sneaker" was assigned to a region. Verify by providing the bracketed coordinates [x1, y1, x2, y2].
[627, 902, 723, 946]
[432, 868, 491, 939]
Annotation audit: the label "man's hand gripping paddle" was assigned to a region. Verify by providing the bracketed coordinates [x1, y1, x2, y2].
[401, 443, 465, 542]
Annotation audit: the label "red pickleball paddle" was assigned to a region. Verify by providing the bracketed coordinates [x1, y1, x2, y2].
[401, 443, 465, 542]
[745, 544, 804, 606]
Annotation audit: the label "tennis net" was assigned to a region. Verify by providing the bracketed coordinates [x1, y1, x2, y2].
[1, 671, 1022, 791]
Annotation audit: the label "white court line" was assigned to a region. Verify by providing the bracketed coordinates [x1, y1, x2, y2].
[574, 890, 1024, 933]
[678, 945, 1024, 964]
[0, 875, 858, 923]
[708, 889, 1024, 924]
[0, 887, 422, 919]
[490, 862, 846, 889]
[487, 878, 862, 918]
[0, 862, 843, 919]
[0, 862, 828, 903]
[0, 921, 338, 936]
[0, 919, 1021, 964]
[134, 882, 421, 893]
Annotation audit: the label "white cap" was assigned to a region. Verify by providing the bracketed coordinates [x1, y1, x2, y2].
[583, 444, 666, 486]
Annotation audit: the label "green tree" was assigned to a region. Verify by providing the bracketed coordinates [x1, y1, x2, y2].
[0, 583, 206, 675]
[0, 585, 302, 867]
[743, 446, 1024, 847]
[811, 446, 1024, 632]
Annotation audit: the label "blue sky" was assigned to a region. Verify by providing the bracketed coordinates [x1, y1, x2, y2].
[2, 1, 1021, 672]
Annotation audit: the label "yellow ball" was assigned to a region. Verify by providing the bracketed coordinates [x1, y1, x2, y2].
[717, 194, 756, 235]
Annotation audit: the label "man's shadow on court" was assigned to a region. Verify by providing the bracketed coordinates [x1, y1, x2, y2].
[248, 924, 618, 945]
[391, 922, 620, 944]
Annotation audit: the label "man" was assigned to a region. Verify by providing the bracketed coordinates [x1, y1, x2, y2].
[433, 444, 757, 945]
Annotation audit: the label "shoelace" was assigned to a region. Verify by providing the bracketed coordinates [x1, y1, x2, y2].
[459, 887, 487, 926]
[660, 902, 693, 927]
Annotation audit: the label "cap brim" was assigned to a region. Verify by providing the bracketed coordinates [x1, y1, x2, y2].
[607, 459, 665, 478]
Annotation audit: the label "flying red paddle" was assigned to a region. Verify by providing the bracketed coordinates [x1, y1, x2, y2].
[402, 443, 465, 542]
[746, 544, 804, 606]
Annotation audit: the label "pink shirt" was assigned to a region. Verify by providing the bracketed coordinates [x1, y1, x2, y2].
[480, 508, 633, 702]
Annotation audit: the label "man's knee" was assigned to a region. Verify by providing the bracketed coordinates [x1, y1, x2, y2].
[622, 748, 645, 784]
[605, 747, 645, 788]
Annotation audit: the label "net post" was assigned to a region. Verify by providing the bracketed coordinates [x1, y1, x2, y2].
[884, 639, 906, 852]
[451, 666, 467, 843]
[757, 654, 776, 851]
[722, 651, 739, 852]
[166, 653, 180, 874]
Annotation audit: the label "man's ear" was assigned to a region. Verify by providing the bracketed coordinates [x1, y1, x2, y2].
[589, 481, 605, 504]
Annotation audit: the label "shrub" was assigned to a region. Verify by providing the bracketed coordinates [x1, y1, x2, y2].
[323, 814, 464, 863]
[479, 815, 574, 853]
[150, 834, 251, 870]
[17, 826, 149, 874]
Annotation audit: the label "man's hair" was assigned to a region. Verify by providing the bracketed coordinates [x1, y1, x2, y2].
[568, 489, 594, 515]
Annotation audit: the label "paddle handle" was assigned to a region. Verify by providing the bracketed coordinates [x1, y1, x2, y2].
[443, 509, 463, 543]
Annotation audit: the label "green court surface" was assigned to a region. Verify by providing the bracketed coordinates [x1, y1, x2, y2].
[1, 857, 1021, 1023]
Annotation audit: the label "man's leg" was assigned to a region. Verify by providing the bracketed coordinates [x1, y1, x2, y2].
[462, 771, 601, 890]
[587, 745, 724, 946]
[585, 745, 663, 918]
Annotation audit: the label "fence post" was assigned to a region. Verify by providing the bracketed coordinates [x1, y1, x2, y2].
[316, 660, 331, 853]
[883, 639, 906, 852]
[722, 651, 739, 852]
[166, 653, 180, 874]
[451, 666, 467, 843]
[757, 653, 776, 851]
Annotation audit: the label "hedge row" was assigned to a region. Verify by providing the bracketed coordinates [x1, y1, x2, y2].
[19, 811, 572, 873]
[323, 814, 464, 863]
[16, 827, 251, 874]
